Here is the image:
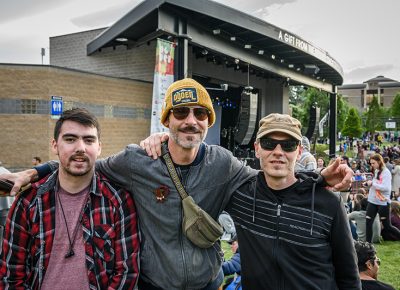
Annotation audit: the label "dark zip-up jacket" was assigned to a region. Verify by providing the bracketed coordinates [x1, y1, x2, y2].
[226, 171, 361, 290]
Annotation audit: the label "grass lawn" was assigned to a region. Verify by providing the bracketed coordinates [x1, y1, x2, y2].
[222, 240, 400, 289]
[375, 241, 400, 289]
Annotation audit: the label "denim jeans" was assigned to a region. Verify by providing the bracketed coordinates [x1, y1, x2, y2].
[138, 267, 224, 290]
[202, 268, 224, 290]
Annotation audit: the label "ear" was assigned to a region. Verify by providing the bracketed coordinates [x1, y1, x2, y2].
[254, 141, 260, 159]
[97, 141, 102, 157]
[365, 260, 373, 270]
[51, 139, 58, 155]
[296, 145, 303, 161]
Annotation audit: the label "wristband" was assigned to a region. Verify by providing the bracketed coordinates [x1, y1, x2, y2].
[34, 163, 52, 180]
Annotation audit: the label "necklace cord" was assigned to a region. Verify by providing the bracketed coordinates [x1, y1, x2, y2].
[56, 188, 90, 258]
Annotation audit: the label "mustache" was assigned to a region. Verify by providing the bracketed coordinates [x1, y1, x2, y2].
[69, 153, 89, 162]
[179, 126, 201, 134]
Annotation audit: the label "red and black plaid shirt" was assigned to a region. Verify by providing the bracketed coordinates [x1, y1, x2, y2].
[0, 171, 139, 290]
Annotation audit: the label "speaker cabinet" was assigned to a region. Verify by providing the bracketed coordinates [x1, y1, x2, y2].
[305, 106, 320, 140]
[234, 91, 258, 145]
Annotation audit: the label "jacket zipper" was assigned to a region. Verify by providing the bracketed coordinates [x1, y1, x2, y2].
[178, 166, 189, 290]
[276, 204, 284, 290]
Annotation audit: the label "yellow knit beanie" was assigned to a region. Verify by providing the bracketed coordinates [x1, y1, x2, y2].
[160, 78, 215, 127]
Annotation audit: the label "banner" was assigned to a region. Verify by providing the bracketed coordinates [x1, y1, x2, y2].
[151, 39, 175, 134]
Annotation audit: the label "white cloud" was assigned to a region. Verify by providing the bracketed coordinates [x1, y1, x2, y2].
[0, 0, 399, 83]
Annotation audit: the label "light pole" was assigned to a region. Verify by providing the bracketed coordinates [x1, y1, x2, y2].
[41, 48, 45, 65]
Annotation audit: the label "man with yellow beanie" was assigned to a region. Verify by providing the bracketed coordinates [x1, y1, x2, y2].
[2, 78, 354, 290]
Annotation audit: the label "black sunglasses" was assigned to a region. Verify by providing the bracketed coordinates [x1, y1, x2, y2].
[259, 138, 300, 152]
[370, 257, 381, 266]
[170, 107, 209, 121]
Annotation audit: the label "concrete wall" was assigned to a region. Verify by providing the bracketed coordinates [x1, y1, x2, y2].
[0, 64, 152, 171]
[339, 86, 400, 112]
[339, 88, 363, 110]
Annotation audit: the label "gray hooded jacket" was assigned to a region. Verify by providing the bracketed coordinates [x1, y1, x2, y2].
[295, 136, 317, 172]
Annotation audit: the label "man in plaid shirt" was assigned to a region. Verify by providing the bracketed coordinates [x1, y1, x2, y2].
[0, 108, 139, 289]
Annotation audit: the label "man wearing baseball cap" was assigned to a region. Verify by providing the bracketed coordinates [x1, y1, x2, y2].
[1, 79, 354, 290]
[223, 113, 361, 289]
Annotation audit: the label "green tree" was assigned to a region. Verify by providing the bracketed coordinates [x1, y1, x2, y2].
[301, 88, 330, 127]
[289, 86, 307, 121]
[289, 87, 330, 132]
[391, 93, 400, 116]
[390, 93, 400, 129]
[364, 96, 385, 133]
[289, 88, 351, 139]
[336, 95, 349, 133]
[342, 108, 363, 139]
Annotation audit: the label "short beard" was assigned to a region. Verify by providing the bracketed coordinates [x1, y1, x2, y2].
[62, 154, 93, 177]
[64, 166, 92, 177]
[170, 125, 207, 149]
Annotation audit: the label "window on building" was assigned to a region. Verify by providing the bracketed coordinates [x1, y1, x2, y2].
[21, 99, 37, 114]
[367, 89, 378, 94]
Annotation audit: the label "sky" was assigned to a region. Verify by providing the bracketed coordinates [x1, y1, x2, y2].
[0, 0, 399, 84]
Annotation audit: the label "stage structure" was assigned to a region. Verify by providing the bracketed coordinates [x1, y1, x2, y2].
[0, 0, 345, 169]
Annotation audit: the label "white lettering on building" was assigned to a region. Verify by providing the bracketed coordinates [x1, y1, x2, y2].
[277, 30, 343, 74]
[278, 30, 308, 52]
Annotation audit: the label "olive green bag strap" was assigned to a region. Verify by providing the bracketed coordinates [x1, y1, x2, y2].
[161, 142, 188, 200]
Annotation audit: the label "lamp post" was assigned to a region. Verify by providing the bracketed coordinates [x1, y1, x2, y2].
[41, 48, 45, 65]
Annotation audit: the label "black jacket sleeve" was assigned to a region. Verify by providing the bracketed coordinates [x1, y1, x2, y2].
[331, 196, 362, 290]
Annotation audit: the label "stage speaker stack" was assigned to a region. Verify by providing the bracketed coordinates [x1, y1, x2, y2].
[234, 91, 258, 145]
[304, 106, 320, 141]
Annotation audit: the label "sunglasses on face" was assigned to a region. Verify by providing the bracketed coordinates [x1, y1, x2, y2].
[370, 257, 381, 266]
[170, 106, 210, 121]
[259, 138, 300, 152]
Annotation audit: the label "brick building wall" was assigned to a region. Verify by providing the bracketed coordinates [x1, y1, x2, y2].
[50, 28, 156, 82]
[0, 64, 152, 171]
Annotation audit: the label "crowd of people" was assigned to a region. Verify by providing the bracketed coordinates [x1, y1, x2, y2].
[315, 139, 400, 289]
[319, 141, 400, 244]
[0, 78, 397, 289]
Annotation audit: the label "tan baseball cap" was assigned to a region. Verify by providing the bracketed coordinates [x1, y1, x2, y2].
[256, 113, 302, 141]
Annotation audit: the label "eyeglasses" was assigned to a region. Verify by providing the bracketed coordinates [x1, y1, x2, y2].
[259, 138, 300, 152]
[371, 257, 381, 266]
[170, 107, 210, 121]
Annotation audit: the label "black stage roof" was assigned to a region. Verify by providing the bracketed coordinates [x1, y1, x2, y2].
[87, 0, 343, 91]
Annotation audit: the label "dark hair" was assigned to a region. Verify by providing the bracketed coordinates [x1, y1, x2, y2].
[370, 153, 385, 179]
[33, 156, 41, 163]
[370, 153, 384, 171]
[352, 194, 365, 211]
[354, 241, 376, 272]
[359, 197, 368, 211]
[227, 233, 237, 244]
[391, 201, 400, 217]
[54, 108, 100, 140]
